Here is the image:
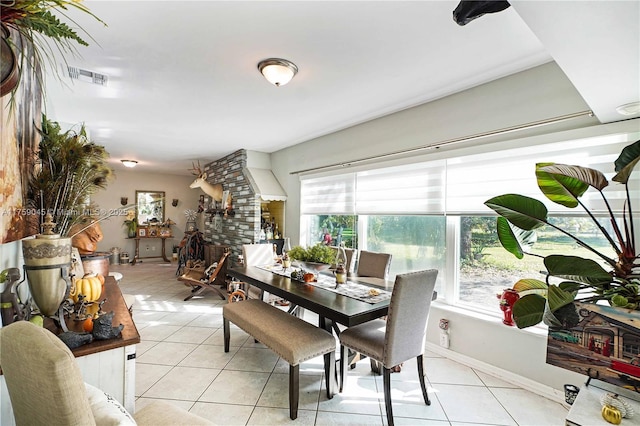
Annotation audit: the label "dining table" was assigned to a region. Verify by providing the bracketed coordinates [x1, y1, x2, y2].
[227, 265, 395, 332]
[228, 264, 438, 383]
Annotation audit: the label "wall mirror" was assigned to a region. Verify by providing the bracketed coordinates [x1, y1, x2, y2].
[136, 190, 165, 225]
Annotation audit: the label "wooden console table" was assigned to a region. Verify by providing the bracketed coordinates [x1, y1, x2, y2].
[131, 236, 172, 265]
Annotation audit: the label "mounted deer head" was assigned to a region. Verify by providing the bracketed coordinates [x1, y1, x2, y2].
[189, 161, 223, 202]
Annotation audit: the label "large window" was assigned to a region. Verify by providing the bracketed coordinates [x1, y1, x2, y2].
[299, 131, 639, 315]
[302, 214, 445, 295]
[456, 215, 616, 310]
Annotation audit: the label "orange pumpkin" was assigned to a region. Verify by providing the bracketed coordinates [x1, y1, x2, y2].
[70, 275, 102, 303]
[82, 317, 94, 332]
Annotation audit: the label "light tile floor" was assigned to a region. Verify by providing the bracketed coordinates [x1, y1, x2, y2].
[113, 261, 569, 425]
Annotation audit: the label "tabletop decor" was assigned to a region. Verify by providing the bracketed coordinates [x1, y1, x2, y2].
[259, 264, 392, 304]
[123, 211, 137, 238]
[287, 243, 335, 275]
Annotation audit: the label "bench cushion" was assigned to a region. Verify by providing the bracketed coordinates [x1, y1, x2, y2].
[223, 299, 335, 365]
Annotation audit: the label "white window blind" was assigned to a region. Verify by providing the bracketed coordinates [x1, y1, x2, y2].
[300, 132, 639, 217]
[355, 160, 445, 215]
[300, 173, 355, 214]
[446, 133, 639, 215]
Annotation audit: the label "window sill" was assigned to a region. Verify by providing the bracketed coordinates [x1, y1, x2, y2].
[431, 300, 549, 338]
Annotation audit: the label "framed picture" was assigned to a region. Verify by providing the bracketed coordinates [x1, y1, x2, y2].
[149, 225, 158, 237]
[160, 228, 172, 237]
[138, 227, 147, 237]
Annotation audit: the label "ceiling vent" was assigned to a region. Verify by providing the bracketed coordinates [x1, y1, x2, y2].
[67, 66, 108, 86]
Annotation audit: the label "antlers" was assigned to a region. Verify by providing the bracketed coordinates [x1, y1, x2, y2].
[190, 161, 204, 177]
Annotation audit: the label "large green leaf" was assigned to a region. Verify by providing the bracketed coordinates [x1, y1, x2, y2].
[544, 255, 613, 286]
[613, 139, 640, 183]
[513, 294, 546, 329]
[496, 217, 537, 259]
[513, 278, 547, 294]
[536, 163, 604, 207]
[545, 301, 580, 330]
[485, 194, 548, 231]
[546, 284, 577, 311]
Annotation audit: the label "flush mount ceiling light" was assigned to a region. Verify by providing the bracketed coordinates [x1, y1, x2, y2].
[616, 101, 640, 116]
[257, 58, 298, 87]
[121, 160, 138, 168]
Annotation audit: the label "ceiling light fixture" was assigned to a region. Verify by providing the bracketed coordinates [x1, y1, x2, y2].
[616, 101, 640, 116]
[257, 58, 298, 87]
[121, 160, 138, 168]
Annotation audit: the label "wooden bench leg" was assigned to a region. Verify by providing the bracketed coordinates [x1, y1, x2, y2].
[223, 318, 230, 352]
[289, 364, 299, 420]
[324, 350, 335, 398]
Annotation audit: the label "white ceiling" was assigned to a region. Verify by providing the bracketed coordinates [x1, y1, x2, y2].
[43, 1, 640, 176]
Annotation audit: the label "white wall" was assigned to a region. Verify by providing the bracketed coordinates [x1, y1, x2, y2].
[269, 62, 636, 397]
[271, 62, 598, 246]
[89, 169, 202, 257]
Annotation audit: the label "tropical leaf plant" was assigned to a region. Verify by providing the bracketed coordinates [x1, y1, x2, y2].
[485, 139, 640, 329]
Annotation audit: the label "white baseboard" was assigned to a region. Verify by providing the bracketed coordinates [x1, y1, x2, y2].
[425, 342, 567, 405]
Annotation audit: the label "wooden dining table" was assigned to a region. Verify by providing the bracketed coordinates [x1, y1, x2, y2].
[228, 265, 438, 380]
[227, 265, 394, 332]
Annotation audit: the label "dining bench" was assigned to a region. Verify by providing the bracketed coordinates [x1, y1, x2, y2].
[223, 299, 336, 420]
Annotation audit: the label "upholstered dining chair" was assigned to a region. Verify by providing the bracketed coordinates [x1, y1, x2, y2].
[0, 321, 213, 426]
[355, 250, 392, 279]
[339, 269, 438, 426]
[242, 243, 277, 301]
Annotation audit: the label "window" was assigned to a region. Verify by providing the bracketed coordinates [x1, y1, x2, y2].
[456, 215, 616, 310]
[299, 131, 639, 315]
[302, 214, 445, 295]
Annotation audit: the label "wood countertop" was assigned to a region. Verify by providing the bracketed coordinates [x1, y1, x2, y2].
[51, 275, 140, 357]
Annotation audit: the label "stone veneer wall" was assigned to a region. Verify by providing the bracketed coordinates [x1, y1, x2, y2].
[202, 149, 260, 263]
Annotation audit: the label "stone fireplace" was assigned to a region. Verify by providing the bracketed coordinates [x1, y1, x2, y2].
[201, 149, 286, 263]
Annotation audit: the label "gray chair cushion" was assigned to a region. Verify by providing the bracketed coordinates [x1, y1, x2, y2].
[356, 251, 392, 279]
[340, 269, 438, 368]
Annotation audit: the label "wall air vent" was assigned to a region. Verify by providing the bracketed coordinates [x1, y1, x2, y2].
[67, 66, 108, 86]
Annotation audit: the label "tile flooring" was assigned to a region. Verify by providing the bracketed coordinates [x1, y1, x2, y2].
[113, 261, 569, 425]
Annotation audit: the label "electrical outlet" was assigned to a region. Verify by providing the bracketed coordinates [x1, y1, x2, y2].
[440, 331, 450, 348]
[439, 319, 449, 330]
[152, 246, 156, 251]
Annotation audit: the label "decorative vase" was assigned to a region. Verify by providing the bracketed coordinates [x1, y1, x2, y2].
[497, 288, 519, 326]
[0, 24, 20, 97]
[21, 215, 72, 319]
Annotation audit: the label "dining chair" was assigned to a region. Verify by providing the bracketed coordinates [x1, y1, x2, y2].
[242, 243, 277, 301]
[339, 269, 438, 426]
[355, 250, 392, 279]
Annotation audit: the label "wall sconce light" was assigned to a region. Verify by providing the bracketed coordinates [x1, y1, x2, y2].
[257, 58, 298, 87]
[121, 160, 138, 168]
[172, 199, 179, 207]
[120, 197, 128, 206]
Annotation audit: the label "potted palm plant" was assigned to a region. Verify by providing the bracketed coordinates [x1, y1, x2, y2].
[484, 139, 640, 329]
